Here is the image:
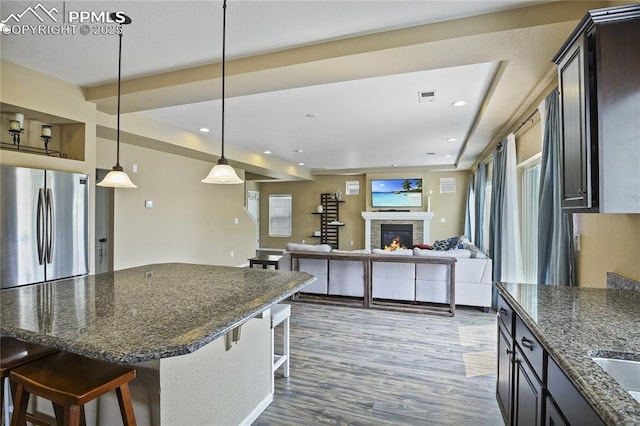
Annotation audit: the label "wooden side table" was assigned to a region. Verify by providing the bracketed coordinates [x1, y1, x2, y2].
[249, 254, 282, 269]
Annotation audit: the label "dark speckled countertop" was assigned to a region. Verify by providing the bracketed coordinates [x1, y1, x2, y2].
[0, 263, 315, 364]
[496, 282, 640, 424]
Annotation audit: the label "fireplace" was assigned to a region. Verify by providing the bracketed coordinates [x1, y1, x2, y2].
[380, 224, 413, 250]
[361, 211, 433, 251]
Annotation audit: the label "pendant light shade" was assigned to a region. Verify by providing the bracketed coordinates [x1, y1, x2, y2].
[202, 159, 244, 184]
[98, 14, 137, 189]
[98, 168, 138, 188]
[202, 0, 243, 185]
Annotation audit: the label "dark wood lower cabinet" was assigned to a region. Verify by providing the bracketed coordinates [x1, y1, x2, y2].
[513, 346, 543, 426]
[545, 395, 568, 426]
[496, 324, 513, 422]
[496, 292, 605, 425]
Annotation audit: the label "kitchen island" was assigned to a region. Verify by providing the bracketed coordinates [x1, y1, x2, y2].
[0, 263, 315, 425]
[496, 282, 640, 424]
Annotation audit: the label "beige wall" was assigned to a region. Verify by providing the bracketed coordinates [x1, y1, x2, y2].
[260, 175, 366, 250]
[574, 214, 640, 288]
[1, 60, 256, 273]
[260, 170, 469, 250]
[96, 139, 255, 269]
[427, 170, 469, 242]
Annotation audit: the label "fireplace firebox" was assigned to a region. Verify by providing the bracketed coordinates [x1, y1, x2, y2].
[380, 224, 413, 250]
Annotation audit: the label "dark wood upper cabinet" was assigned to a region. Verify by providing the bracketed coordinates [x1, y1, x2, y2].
[553, 4, 640, 213]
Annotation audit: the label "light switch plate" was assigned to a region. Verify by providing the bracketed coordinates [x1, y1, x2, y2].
[145, 200, 153, 208]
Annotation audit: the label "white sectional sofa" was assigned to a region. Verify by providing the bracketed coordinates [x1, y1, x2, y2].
[412, 248, 493, 310]
[279, 242, 493, 312]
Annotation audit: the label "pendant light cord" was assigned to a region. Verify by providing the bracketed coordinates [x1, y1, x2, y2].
[116, 30, 123, 170]
[220, 0, 227, 162]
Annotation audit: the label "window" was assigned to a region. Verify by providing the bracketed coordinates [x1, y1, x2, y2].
[269, 194, 292, 237]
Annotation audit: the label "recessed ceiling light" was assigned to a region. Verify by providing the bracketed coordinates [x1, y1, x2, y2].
[447, 138, 457, 142]
[295, 149, 304, 153]
[264, 150, 272, 154]
[452, 100, 467, 107]
[199, 127, 210, 133]
[298, 162, 305, 166]
[445, 155, 453, 158]
[305, 114, 315, 118]
[392, 164, 398, 167]
[426, 152, 436, 155]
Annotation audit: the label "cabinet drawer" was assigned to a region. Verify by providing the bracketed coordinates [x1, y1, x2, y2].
[547, 356, 604, 425]
[497, 293, 514, 335]
[515, 316, 544, 380]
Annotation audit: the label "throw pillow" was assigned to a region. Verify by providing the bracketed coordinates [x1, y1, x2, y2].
[446, 236, 461, 249]
[432, 239, 450, 251]
[432, 236, 461, 251]
[413, 244, 432, 250]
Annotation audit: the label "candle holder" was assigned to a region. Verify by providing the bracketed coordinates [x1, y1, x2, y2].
[8, 120, 24, 148]
[40, 125, 53, 153]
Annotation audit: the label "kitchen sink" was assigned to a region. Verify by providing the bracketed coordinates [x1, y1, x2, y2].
[592, 357, 640, 403]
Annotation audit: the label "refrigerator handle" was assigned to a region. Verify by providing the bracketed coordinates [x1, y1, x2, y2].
[37, 189, 45, 265]
[46, 188, 54, 264]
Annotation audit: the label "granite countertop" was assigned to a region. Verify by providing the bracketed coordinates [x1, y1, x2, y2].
[496, 282, 640, 424]
[0, 263, 315, 364]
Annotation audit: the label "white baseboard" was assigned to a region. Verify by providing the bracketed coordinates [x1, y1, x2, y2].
[239, 393, 273, 426]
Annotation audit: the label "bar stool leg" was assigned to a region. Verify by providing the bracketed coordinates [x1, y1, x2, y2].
[2, 378, 7, 426]
[283, 316, 290, 378]
[116, 384, 137, 426]
[63, 404, 82, 426]
[9, 384, 28, 426]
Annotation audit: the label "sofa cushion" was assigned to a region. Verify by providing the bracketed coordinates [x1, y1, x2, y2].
[371, 262, 415, 301]
[286, 243, 332, 252]
[328, 259, 365, 297]
[371, 248, 413, 256]
[331, 249, 371, 254]
[413, 247, 487, 259]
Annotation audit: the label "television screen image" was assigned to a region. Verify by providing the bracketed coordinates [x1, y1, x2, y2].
[371, 178, 423, 207]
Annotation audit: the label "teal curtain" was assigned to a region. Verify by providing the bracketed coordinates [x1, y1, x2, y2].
[489, 142, 507, 283]
[474, 163, 486, 250]
[537, 88, 575, 285]
[464, 173, 474, 239]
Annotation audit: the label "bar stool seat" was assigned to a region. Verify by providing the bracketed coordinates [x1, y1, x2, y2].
[1, 337, 59, 426]
[271, 303, 291, 387]
[10, 351, 137, 426]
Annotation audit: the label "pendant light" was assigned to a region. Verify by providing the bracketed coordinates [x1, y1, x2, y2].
[98, 13, 137, 189]
[202, 0, 243, 184]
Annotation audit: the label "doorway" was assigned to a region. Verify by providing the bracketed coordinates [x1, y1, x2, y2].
[247, 190, 260, 251]
[95, 169, 114, 273]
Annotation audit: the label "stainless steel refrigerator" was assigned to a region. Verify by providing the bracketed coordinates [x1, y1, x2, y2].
[1, 165, 89, 289]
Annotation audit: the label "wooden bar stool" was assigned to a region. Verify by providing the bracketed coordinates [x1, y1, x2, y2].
[271, 303, 291, 391]
[1, 337, 59, 426]
[9, 351, 137, 426]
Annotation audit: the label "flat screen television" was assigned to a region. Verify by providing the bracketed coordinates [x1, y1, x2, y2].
[371, 178, 423, 208]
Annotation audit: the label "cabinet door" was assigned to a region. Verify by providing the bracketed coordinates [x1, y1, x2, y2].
[513, 346, 544, 426]
[557, 33, 596, 210]
[545, 395, 568, 426]
[496, 324, 513, 424]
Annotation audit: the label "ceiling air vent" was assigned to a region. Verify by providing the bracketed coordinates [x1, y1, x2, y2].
[418, 90, 437, 103]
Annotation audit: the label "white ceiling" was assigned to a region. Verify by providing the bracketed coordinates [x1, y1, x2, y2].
[0, 0, 597, 178]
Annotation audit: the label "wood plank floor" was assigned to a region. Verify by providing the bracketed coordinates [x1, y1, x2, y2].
[255, 302, 503, 425]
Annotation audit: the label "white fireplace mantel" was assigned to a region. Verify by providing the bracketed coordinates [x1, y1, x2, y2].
[361, 211, 433, 251]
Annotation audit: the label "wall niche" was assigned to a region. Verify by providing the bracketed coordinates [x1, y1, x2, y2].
[1, 103, 85, 161]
